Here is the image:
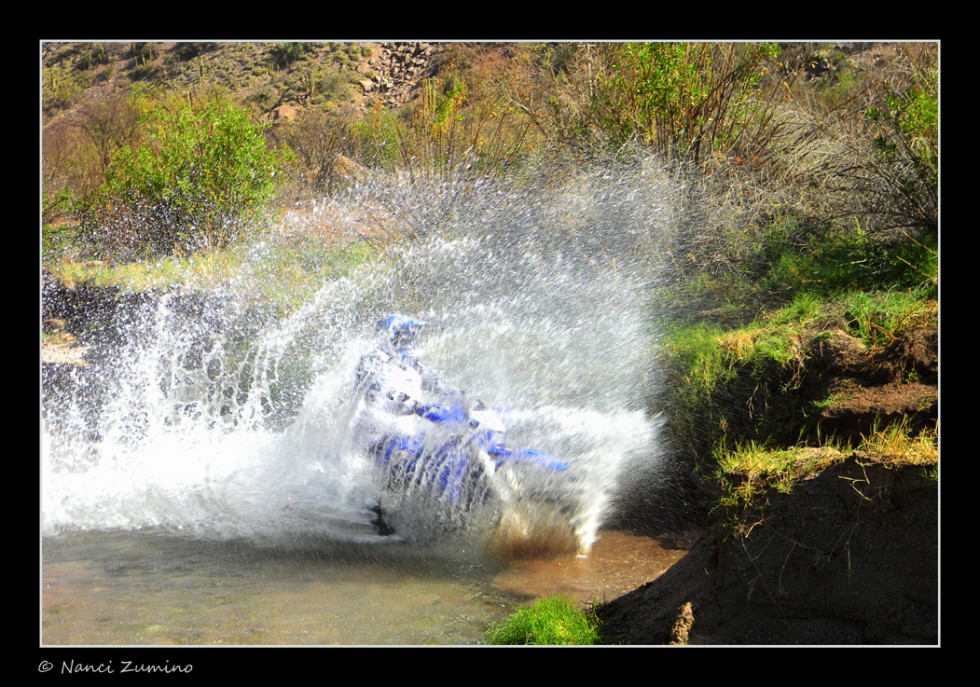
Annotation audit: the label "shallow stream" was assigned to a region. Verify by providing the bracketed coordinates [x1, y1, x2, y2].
[42, 529, 684, 645]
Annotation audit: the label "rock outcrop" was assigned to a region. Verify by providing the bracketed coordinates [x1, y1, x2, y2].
[365, 42, 444, 108]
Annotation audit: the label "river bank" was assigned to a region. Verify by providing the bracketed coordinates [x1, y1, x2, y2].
[598, 454, 938, 644]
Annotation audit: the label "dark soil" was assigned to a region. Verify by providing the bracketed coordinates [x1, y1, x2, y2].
[599, 455, 937, 645]
[597, 324, 939, 645]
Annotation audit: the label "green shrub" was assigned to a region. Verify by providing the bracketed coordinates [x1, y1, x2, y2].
[73, 42, 110, 71]
[866, 83, 937, 184]
[269, 42, 319, 68]
[592, 42, 779, 164]
[42, 64, 87, 111]
[485, 596, 599, 645]
[81, 95, 291, 260]
[832, 45, 938, 240]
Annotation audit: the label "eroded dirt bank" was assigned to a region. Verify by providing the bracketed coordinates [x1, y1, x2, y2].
[599, 455, 938, 645]
[598, 316, 939, 645]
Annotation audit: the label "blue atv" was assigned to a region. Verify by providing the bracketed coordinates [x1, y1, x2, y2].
[356, 315, 569, 537]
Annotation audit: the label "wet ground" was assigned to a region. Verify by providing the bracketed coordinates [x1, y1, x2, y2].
[41, 529, 685, 646]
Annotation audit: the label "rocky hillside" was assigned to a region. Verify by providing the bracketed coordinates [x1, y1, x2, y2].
[42, 41, 444, 123]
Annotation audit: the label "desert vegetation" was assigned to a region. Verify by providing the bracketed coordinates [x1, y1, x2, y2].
[42, 42, 937, 251]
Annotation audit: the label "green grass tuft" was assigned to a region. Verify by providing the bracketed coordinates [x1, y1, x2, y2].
[763, 223, 938, 298]
[843, 288, 937, 348]
[485, 595, 600, 645]
[713, 418, 937, 530]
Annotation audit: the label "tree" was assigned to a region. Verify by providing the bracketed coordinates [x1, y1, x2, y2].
[81, 94, 290, 260]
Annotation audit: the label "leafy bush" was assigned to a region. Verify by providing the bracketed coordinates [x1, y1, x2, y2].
[172, 42, 220, 60]
[269, 42, 319, 68]
[586, 42, 781, 164]
[80, 95, 291, 260]
[485, 596, 599, 645]
[860, 75, 938, 238]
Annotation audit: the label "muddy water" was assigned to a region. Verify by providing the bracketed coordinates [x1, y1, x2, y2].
[492, 530, 686, 605]
[41, 530, 685, 645]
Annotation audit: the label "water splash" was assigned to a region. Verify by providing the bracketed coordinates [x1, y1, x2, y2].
[41, 160, 682, 557]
